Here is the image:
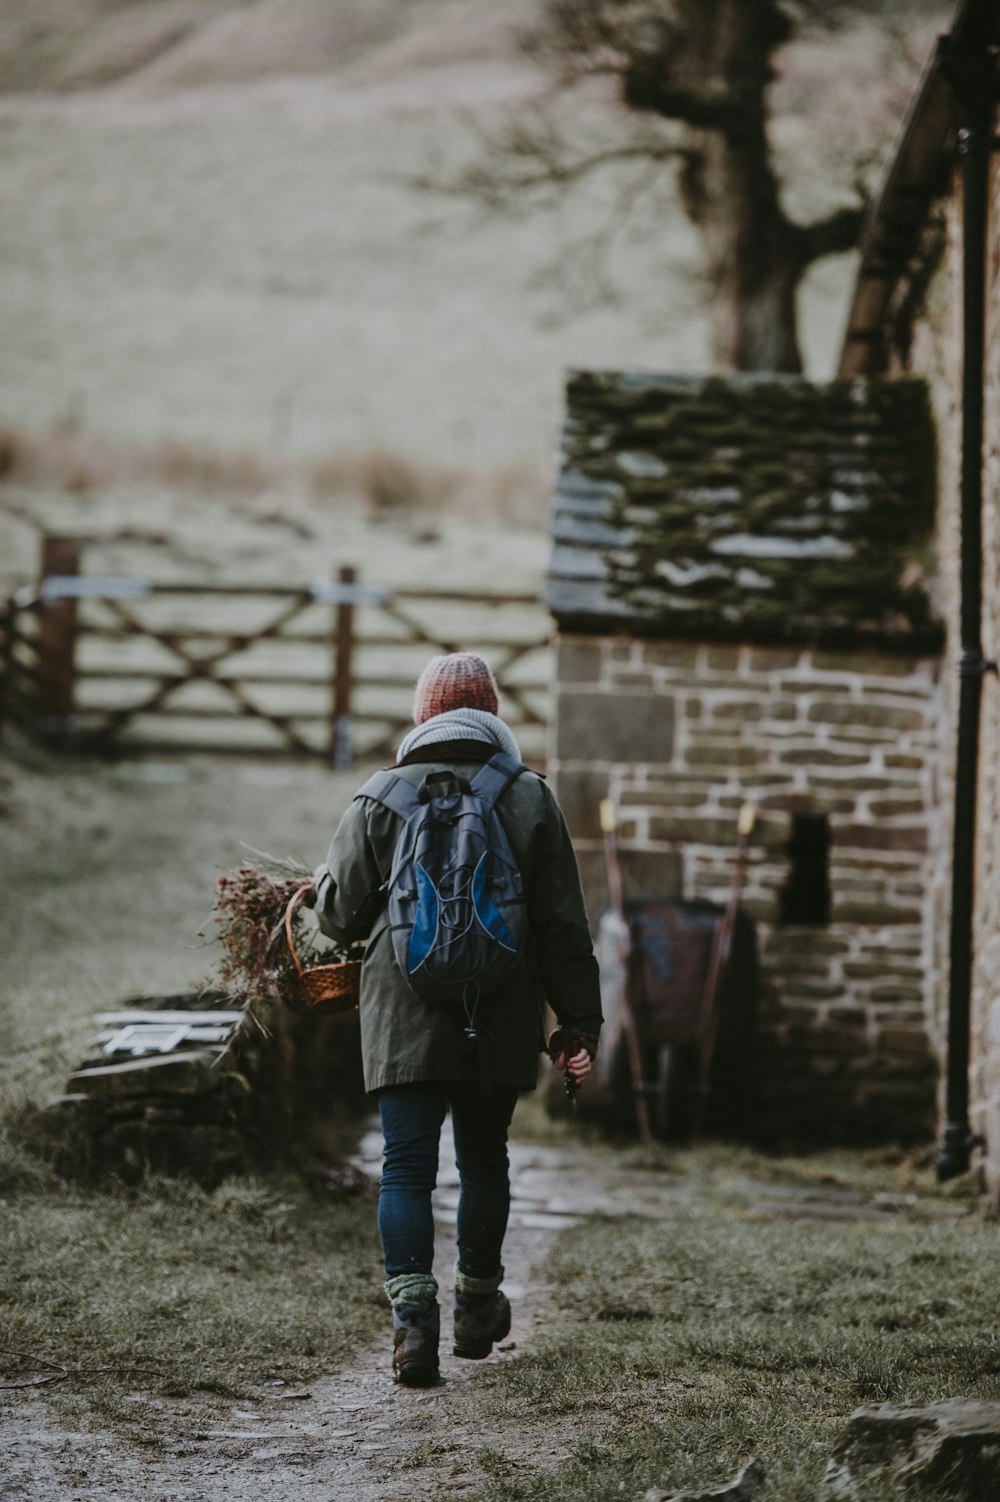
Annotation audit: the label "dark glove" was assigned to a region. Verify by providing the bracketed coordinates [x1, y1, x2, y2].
[547, 1028, 597, 1067]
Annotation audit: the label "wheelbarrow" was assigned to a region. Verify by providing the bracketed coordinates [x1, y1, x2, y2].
[594, 800, 759, 1143]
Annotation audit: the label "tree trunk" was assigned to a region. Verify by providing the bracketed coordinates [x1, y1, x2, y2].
[695, 129, 806, 373]
[673, 0, 805, 373]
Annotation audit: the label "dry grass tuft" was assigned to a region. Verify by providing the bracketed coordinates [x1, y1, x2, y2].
[0, 420, 550, 529]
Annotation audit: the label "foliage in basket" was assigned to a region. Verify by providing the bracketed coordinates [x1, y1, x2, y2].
[213, 863, 363, 1009]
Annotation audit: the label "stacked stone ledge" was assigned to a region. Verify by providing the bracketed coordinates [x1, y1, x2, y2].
[552, 636, 942, 1145]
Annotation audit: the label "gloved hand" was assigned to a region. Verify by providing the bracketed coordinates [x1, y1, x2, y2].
[547, 1029, 597, 1088]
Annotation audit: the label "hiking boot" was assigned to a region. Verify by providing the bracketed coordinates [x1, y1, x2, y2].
[392, 1303, 441, 1387]
[453, 1288, 511, 1360]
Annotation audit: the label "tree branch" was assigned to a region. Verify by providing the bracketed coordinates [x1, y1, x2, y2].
[795, 202, 868, 267]
[420, 125, 687, 213]
[622, 69, 738, 127]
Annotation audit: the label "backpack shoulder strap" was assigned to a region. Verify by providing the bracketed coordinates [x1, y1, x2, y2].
[470, 752, 528, 811]
[354, 769, 421, 822]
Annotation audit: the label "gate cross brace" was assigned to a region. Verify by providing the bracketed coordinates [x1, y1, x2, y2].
[91, 594, 317, 755]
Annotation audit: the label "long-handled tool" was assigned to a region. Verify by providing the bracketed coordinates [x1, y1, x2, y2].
[693, 800, 756, 1133]
[600, 797, 654, 1145]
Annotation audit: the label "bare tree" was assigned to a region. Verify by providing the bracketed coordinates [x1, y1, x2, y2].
[457, 0, 929, 373]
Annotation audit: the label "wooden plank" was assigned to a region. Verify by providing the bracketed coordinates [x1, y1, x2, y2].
[94, 1010, 245, 1026]
[393, 588, 540, 605]
[95, 1025, 235, 1048]
[77, 669, 331, 685]
[80, 706, 329, 722]
[36, 537, 78, 745]
[122, 582, 315, 598]
[330, 564, 356, 768]
[67, 1050, 226, 1096]
[80, 627, 333, 645]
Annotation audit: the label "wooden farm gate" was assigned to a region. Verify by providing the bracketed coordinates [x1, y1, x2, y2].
[1, 538, 553, 764]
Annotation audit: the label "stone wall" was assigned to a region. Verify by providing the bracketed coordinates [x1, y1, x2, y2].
[552, 635, 943, 1145]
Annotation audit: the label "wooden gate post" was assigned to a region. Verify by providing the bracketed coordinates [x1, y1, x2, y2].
[329, 564, 355, 770]
[37, 535, 79, 748]
[0, 595, 16, 743]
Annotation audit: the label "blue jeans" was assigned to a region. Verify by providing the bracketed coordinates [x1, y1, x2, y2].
[377, 1083, 519, 1282]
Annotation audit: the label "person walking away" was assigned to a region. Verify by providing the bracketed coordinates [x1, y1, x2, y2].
[308, 652, 601, 1386]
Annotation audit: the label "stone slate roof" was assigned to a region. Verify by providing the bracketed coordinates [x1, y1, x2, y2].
[546, 371, 943, 650]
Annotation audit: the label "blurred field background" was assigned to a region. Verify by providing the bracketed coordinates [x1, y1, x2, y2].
[0, 0, 944, 482]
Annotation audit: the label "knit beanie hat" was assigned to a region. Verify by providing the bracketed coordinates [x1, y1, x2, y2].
[413, 653, 499, 723]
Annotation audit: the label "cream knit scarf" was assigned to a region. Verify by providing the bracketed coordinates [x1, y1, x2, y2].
[395, 708, 522, 764]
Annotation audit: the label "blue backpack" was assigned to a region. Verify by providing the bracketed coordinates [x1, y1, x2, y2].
[356, 753, 529, 1007]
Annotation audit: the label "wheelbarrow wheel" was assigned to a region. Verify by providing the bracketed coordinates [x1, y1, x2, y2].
[653, 1043, 697, 1142]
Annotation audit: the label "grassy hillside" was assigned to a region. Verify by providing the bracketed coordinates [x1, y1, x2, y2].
[0, 1, 948, 478]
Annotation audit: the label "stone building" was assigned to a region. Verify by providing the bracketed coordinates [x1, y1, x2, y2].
[838, 0, 1000, 1189]
[546, 371, 944, 1145]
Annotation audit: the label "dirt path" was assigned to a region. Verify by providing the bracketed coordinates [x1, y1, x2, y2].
[0, 1127, 691, 1502]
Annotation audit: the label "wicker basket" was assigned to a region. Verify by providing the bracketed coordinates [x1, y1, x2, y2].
[284, 884, 362, 1014]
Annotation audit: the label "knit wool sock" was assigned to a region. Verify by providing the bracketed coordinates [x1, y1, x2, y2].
[454, 1265, 504, 1299]
[384, 1272, 439, 1311]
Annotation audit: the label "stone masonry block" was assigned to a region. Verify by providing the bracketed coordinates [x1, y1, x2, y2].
[683, 744, 760, 767]
[748, 647, 804, 672]
[868, 799, 926, 818]
[832, 902, 923, 925]
[783, 981, 847, 1001]
[807, 700, 926, 731]
[809, 776, 896, 792]
[705, 646, 742, 671]
[811, 650, 919, 676]
[834, 825, 928, 853]
[648, 815, 752, 845]
[766, 932, 851, 957]
[619, 787, 707, 809]
[555, 690, 674, 762]
[711, 700, 765, 720]
[759, 792, 857, 816]
[640, 642, 699, 670]
[877, 1026, 933, 1055]
[870, 985, 925, 1003]
[843, 960, 923, 980]
[557, 638, 604, 684]
[826, 1007, 868, 1028]
[781, 749, 871, 767]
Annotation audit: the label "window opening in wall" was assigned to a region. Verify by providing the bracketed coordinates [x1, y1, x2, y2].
[779, 813, 831, 925]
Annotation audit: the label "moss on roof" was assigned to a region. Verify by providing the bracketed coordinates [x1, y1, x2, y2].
[547, 371, 942, 650]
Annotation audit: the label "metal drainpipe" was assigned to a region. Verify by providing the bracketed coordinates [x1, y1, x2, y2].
[936, 7, 993, 1182]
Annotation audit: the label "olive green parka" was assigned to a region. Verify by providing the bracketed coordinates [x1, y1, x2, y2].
[313, 749, 602, 1094]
